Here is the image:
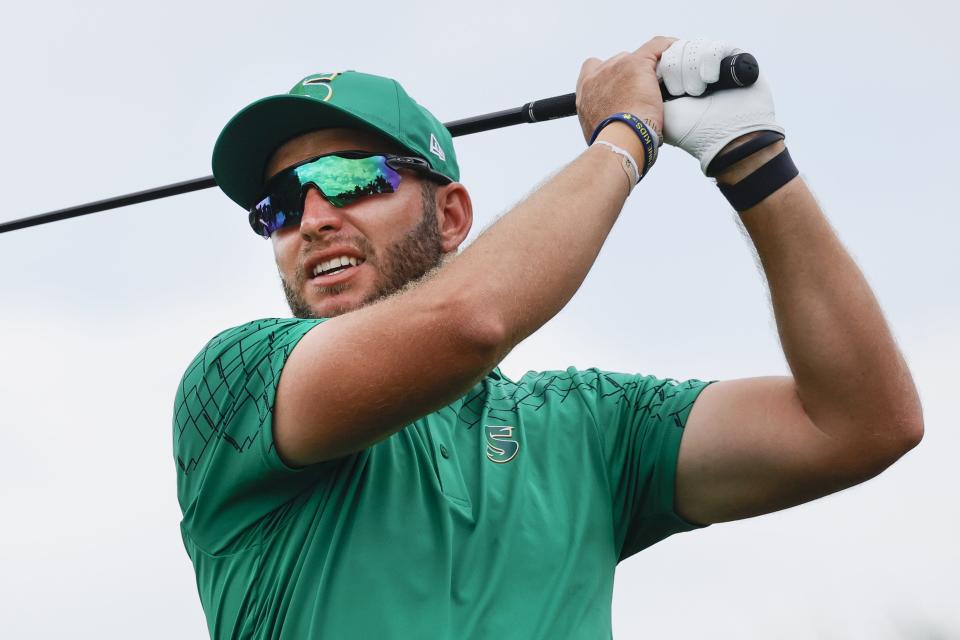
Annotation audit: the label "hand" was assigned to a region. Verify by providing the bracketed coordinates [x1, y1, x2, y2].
[576, 36, 677, 145]
[659, 39, 785, 175]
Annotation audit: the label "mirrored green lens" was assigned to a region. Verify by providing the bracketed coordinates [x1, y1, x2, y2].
[248, 154, 403, 237]
[295, 155, 401, 207]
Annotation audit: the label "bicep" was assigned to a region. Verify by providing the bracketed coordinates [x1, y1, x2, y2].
[675, 376, 858, 525]
[273, 289, 500, 467]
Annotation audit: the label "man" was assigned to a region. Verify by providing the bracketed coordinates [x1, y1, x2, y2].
[174, 37, 923, 638]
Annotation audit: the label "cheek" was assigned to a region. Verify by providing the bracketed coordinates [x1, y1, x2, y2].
[356, 192, 422, 247]
[272, 235, 300, 278]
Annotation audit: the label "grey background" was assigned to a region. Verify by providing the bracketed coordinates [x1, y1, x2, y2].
[1, 0, 956, 637]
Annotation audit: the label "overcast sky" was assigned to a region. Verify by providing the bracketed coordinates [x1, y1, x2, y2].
[1, 1, 957, 638]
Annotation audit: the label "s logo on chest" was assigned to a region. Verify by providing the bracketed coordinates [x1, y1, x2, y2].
[485, 425, 519, 464]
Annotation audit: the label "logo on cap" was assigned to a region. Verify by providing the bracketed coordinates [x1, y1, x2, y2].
[302, 72, 342, 102]
[429, 133, 446, 162]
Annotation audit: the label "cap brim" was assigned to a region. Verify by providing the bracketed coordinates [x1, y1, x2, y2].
[212, 95, 398, 210]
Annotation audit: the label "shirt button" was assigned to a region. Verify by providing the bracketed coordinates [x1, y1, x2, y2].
[439, 445, 450, 459]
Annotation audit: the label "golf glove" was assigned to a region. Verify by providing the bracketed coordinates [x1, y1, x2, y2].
[658, 39, 785, 175]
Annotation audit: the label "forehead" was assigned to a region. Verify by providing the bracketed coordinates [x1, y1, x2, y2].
[265, 128, 407, 181]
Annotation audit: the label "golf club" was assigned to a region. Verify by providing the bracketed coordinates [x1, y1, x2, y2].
[0, 53, 758, 235]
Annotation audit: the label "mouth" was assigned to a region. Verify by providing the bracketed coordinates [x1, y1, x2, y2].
[307, 255, 366, 287]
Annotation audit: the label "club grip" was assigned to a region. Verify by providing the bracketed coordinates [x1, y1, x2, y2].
[661, 52, 758, 101]
[520, 52, 759, 126]
[523, 93, 578, 122]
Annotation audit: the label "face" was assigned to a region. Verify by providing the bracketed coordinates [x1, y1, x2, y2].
[266, 128, 451, 318]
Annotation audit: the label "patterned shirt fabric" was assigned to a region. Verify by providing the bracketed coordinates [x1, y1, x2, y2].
[174, 318, 713, 639]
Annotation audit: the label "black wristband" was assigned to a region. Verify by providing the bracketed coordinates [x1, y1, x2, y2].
[717, 148, 799, 212]
[706, 131, 785, 177]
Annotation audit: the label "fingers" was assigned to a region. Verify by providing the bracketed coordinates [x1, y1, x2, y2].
[697, 41, 726, 85]
[581, 37, 676, 87]
[659, 40, 684, 96]
[579, 57, 602, 80]
[659, 39, 744, 97]
[576, 39, 675, 143]
[577, 56, 601, 91]
[635, 35, 678, 60]
[681, 41, 707, 96]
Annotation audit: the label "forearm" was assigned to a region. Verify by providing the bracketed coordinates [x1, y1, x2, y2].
[720, 147, 923, 460]
[430, 125, 641, 354]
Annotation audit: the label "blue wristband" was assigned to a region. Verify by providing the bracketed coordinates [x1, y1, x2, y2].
[589, 113, 659, 179]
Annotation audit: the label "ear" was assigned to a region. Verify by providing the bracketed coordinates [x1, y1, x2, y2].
[435, 182, 473, 253]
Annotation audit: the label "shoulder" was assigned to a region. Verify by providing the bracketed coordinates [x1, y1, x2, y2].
[173, 318, 326, 475]
[179, 318, 325, 384]
[200, 317, 324, 359]
[174, 318, 326, 447]
[511, 366, 710, 410]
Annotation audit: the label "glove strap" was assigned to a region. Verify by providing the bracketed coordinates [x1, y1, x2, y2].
[705, 131, 785, 177]
[717, 148, 799, 212]
[589, 113, 659, 180]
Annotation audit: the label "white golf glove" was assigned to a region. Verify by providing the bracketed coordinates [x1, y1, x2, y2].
[658, 39, 785, 175]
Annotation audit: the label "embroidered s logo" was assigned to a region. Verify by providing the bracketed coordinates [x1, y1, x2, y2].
[302, 72, 342, 102]
[485, 425, 519, 464]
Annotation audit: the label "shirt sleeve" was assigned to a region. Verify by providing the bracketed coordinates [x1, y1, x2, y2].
[173, 317, 326, 555]
[570, 368, 715, 561]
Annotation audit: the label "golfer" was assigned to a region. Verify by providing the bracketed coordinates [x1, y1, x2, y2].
[173, 36, 923, 638]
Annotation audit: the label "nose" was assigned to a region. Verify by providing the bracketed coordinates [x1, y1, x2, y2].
[298, 185, 344, 240]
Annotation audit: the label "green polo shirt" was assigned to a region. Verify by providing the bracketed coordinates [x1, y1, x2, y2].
[174, 318, 712, 639]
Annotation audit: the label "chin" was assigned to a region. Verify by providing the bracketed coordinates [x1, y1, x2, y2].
[312, 301, 361, 318]
[285, 265, 387, 319]
[307, 286, 374, 318]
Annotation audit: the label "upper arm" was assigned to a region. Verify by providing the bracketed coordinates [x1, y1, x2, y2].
[273, 286, 501, 468]
[675, 376, 877, 525]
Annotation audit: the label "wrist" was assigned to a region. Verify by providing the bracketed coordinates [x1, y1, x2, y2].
[716, 144, 800, 212]
[594, 121, 647, 176]
[591, 113, 660, 181]
[716, 136, 786, 185]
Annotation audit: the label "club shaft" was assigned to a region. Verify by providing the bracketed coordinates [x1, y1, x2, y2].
[0, 52, 758, 235]
[0, 100, 577, 235]
[0, 176, 218, 234]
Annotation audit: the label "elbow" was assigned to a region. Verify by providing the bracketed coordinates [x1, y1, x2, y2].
[822, 403, 924, 486]
[820, 375, 926, 480]
[445, 286, 509, 365]
[880, 369, 926, 462]
[887, 393, 925, 460]
[894, 410, 924, 456]
[854, 409, 925, 479]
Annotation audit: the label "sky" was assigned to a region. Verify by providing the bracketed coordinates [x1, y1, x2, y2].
[1, 0, 957, 637]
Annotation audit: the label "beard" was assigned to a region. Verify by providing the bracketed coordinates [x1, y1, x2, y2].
[280, 184, 444, 319]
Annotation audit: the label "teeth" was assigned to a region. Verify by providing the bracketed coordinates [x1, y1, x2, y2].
[313, 255, 363, 277]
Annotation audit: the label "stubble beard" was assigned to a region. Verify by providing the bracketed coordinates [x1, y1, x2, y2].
[280, 184, 444, 319]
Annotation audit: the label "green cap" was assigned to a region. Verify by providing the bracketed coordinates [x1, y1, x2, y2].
[212, 71, 459, 210]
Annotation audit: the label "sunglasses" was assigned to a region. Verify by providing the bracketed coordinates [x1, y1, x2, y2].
[248, 150, 452, 237]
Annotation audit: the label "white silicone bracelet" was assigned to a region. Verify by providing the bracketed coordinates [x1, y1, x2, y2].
[593, 140, 641, 190]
